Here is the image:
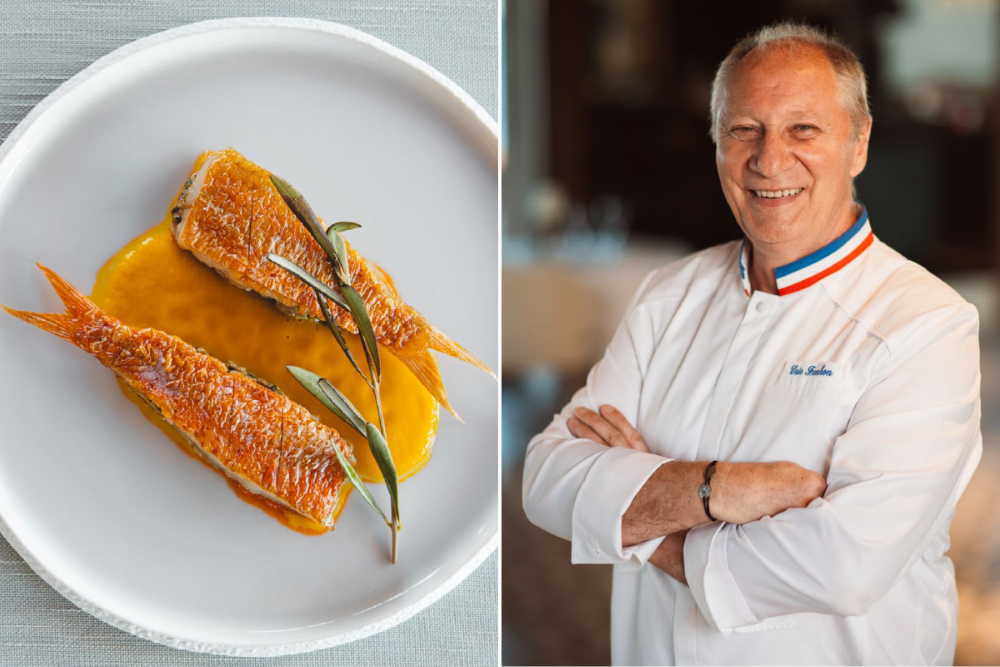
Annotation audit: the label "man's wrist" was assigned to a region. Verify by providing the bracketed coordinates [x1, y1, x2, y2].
[706, 461, 734, 523]
[698, 460, 719, 521]
[622, 461, 714, 546]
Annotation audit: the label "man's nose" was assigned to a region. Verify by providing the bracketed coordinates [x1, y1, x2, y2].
[750, 132, 795, 177]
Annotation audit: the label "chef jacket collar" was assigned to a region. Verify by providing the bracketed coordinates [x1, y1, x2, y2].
[739, 205, 873, 297]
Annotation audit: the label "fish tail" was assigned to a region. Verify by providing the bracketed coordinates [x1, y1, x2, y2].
[400, 350, 463, 423]
[429, 327, 496, 379]
[0, 307, 78, 341]
[0, 264, 97, 342]
[38, 264, 98, 315]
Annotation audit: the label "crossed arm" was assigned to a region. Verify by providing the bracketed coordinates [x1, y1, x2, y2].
[523, 278, 981, 630]
[567, 405, 827, 585]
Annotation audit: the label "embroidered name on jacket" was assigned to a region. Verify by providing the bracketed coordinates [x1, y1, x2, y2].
[789, 364, 833, 377]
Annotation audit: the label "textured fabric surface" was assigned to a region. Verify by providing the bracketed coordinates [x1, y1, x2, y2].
[0, 0, 497, 139]
[0, 2, 498, 665]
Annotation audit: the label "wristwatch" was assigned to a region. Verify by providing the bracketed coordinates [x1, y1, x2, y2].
[698, 460, 719, 521]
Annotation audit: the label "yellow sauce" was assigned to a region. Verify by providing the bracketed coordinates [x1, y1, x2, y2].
[91, 218, 438, 533]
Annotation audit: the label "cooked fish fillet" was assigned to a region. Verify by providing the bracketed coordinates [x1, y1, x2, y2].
[2, 266, 354, 528]
[170, 148, 494, 419]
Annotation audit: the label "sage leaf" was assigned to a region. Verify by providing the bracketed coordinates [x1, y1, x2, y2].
[329, 221, 361, 233]
[269, 175, 340, 266]
[314, 288, 367, 382]
[366, 422, 400, 529]
[317, 378, 367, 435]
[328, 229, 351, 284]
[328, 438, 389, 526]
[286, 366, 366, 435]
[266, 254, 349, 312]
[342, 285, 381, 381]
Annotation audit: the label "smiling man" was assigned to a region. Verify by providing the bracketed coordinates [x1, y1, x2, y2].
[522, 23, 982, 666]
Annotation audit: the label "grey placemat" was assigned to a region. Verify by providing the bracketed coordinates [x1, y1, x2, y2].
[0, 2, 498, 665]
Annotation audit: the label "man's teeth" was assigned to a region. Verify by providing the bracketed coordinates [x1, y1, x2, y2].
[754, 188, 803, 199]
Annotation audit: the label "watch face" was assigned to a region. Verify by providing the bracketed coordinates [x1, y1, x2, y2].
[698, 483, 711, 499]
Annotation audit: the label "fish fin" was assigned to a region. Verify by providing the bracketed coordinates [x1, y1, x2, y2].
[0, 307, 77, 341]
[400, 350, 464, 423]
[37, 264, 98, 315]
[365, 259, 397, 294]
[429, 327, 496, 380]
[0, 264, 97, 342]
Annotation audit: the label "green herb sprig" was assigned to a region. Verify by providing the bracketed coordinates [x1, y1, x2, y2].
[267, 175, 400, 563]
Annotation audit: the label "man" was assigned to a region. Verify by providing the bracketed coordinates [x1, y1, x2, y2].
[522, 22, 981, 666]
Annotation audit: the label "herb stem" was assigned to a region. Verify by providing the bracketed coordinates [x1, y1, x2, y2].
[270, 173, 401, 564]
[391, 520, 398, 564]
[367, 346, 397, 561]
[374, 381, 387, 442]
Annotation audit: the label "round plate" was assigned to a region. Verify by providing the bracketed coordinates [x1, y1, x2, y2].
[0, 18, 497, 656]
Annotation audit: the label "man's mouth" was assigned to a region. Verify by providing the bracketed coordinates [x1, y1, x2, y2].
[753, 188, 803, 199]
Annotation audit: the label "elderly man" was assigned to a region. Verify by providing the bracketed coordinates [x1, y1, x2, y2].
[521, 22, 981, 666]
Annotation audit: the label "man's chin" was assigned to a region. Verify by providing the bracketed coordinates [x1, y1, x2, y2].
[741, 216, 803, 248]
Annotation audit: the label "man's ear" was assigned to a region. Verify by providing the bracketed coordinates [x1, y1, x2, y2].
[850, 116, 873, 178]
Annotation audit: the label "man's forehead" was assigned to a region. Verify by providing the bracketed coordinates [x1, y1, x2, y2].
[725, 105, 827, 121]
[734, 45, 834, 82]
[721, 46, 841, 115]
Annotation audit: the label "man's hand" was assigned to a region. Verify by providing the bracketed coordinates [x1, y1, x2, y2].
[649, 529, 689, 585]
[568, 404, 828, 544]
[568, 405, 649, 452]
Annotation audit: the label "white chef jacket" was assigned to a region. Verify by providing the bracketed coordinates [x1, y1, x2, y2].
[522, 208, 982, 665]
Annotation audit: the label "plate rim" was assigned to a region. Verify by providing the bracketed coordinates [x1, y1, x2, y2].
[0, 16, 498, 657]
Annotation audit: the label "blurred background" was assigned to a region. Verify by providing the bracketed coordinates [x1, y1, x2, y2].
[501, 0, 1000, 664]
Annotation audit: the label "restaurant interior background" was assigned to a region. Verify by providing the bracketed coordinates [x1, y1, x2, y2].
[501, 0, 1000, 664]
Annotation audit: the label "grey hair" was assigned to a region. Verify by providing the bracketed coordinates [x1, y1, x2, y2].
[709, 22, 871, 144]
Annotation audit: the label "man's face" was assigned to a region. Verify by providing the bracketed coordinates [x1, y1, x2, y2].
[715, 45, 871, 257]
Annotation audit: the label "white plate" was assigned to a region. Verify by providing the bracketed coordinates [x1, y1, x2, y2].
[0, 18, 497, 656]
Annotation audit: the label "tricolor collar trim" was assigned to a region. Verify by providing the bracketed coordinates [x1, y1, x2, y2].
[738, 206, 874, 297]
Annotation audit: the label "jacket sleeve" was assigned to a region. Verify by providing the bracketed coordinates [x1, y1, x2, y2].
[521, 273, 672, 569]
[684, 303, 982, 631]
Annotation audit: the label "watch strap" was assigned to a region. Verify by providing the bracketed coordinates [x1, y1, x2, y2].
[703, 460, 718, 521]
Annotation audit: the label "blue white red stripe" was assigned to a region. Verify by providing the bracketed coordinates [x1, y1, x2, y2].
[739, 238, 751, 296]
[739, 206, 873, 297]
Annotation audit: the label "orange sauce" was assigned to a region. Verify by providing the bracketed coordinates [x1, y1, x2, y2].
[91, 218, 438, 534]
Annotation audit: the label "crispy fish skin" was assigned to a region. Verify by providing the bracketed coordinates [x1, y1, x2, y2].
[2, 266, 354, 528]
[170, 148, 494, 418]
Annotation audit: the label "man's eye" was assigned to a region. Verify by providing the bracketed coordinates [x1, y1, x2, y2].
[794, 124, 817, 132]
[732, 126, 758, 137]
